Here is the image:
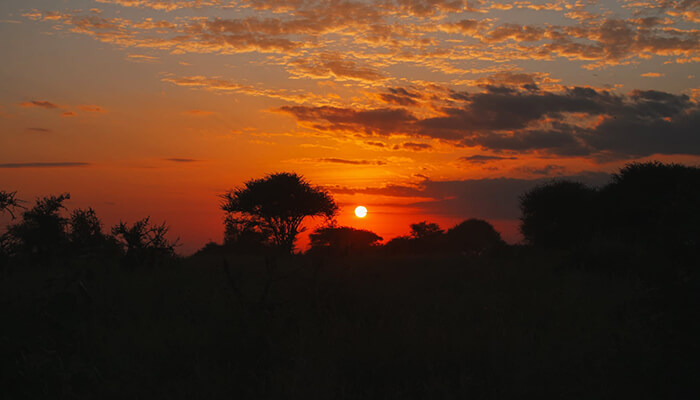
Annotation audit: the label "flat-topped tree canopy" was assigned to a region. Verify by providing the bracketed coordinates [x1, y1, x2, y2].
[221, 172, 338, 253]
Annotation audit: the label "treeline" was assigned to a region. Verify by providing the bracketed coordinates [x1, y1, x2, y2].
[0, 193, 178, 268]
[520, 161, 699, 276]
[2, 161, 699, 271]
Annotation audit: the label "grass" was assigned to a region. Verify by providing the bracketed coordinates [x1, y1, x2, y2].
[1, 250, 698, 399]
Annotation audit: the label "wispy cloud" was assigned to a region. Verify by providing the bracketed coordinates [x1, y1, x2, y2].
[395, 142, 432, 151]
[459, 155, 518, 164]
[0, 162, 91, 168]
[126, 54, 160, 63]
[318, 158, 387, 165]
[164, 158, 201, 163]
[19, 100, 59, 109]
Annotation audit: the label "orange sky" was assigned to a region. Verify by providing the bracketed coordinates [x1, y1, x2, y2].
[1, 0, 699, 253]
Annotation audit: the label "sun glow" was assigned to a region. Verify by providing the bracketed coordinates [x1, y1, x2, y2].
[354, 206, 367, 218]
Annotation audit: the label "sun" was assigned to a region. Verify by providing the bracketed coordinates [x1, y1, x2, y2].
[354, 206, 367, 218]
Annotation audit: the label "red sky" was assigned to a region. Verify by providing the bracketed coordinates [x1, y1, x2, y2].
[1, 0, 699, 253]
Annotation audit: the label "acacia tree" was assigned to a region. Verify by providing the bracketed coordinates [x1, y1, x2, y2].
[221, 172, 338, 253]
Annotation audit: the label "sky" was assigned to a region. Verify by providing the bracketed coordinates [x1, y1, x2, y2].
[1, 0, 698, 253]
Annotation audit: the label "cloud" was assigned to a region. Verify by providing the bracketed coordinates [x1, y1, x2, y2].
[365, 141, 387, 148]
[280, 86, 700, 160]
[641, 72, 664, 77]
[95, 0, 225, 11]
[0, 162, 91, 168]
[379, 87, 423, 106]
[277, 105, 416, 135]
[317, 158, 387, 165]
[333, 172, 611, 220]
[459, 155, 518, 164]
[27, 127, 52, 133]
[162, 75, 318, 104]
[126, 54, 160, 63]
[514, 164, 567, 176]
[287, 53, 385, 82]
[164, 158, 201, 162]
[62, 111, 77, 117]
[19, 100, 59, 109]
[395, 142, 432, 151]
[329, 183, 427, 198]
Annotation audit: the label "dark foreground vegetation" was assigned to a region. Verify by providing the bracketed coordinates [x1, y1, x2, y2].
[1, 162, 699, 399]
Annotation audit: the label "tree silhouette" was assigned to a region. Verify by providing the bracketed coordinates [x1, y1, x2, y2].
[519, 180, 597, 249]
[0, 190, 23, 219]
[223, 215, 271, 253]
[221, 172, 337, 253]
[309, 226, 382, 255]
[384, 235, 413, 255]
[8, 193, 71, 263]
[112, 217, 177, 266]
[446, 219, 504, 255]
[599, 161, 700, 255]
[68, 208, 117, 256]
[409, 221, 443, 240]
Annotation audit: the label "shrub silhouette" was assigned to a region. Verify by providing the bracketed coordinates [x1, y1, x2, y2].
[383, 222, 446, 254]
[446, 219, 505, 255]
[409, 221, 443, 240]
[309, 226, 382, 255]
[410, 221, 445, 253]
[0, 190, 24, 264]
[68, 208, 119, 257]
[111, 217, 177, 267]
[221, 172, 337, 253]
[384, 235, 413, 255]
[519, 181, 597, 249]
[7, 193, 71, 263]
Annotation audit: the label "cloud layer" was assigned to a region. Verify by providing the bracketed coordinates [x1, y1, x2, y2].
[280, 86, 700, 160]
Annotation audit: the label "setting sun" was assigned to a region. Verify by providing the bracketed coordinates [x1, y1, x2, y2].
[355, 206, 368, 218]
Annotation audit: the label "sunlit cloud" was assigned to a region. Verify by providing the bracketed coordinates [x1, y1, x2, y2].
[95, 0, 229, 11]
[317, 158, 387, 165]
[280, 86, 700, 160]
[126, 54, 160, 63]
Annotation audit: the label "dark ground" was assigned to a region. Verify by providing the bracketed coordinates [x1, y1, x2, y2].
[1, 250, 699, 399]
